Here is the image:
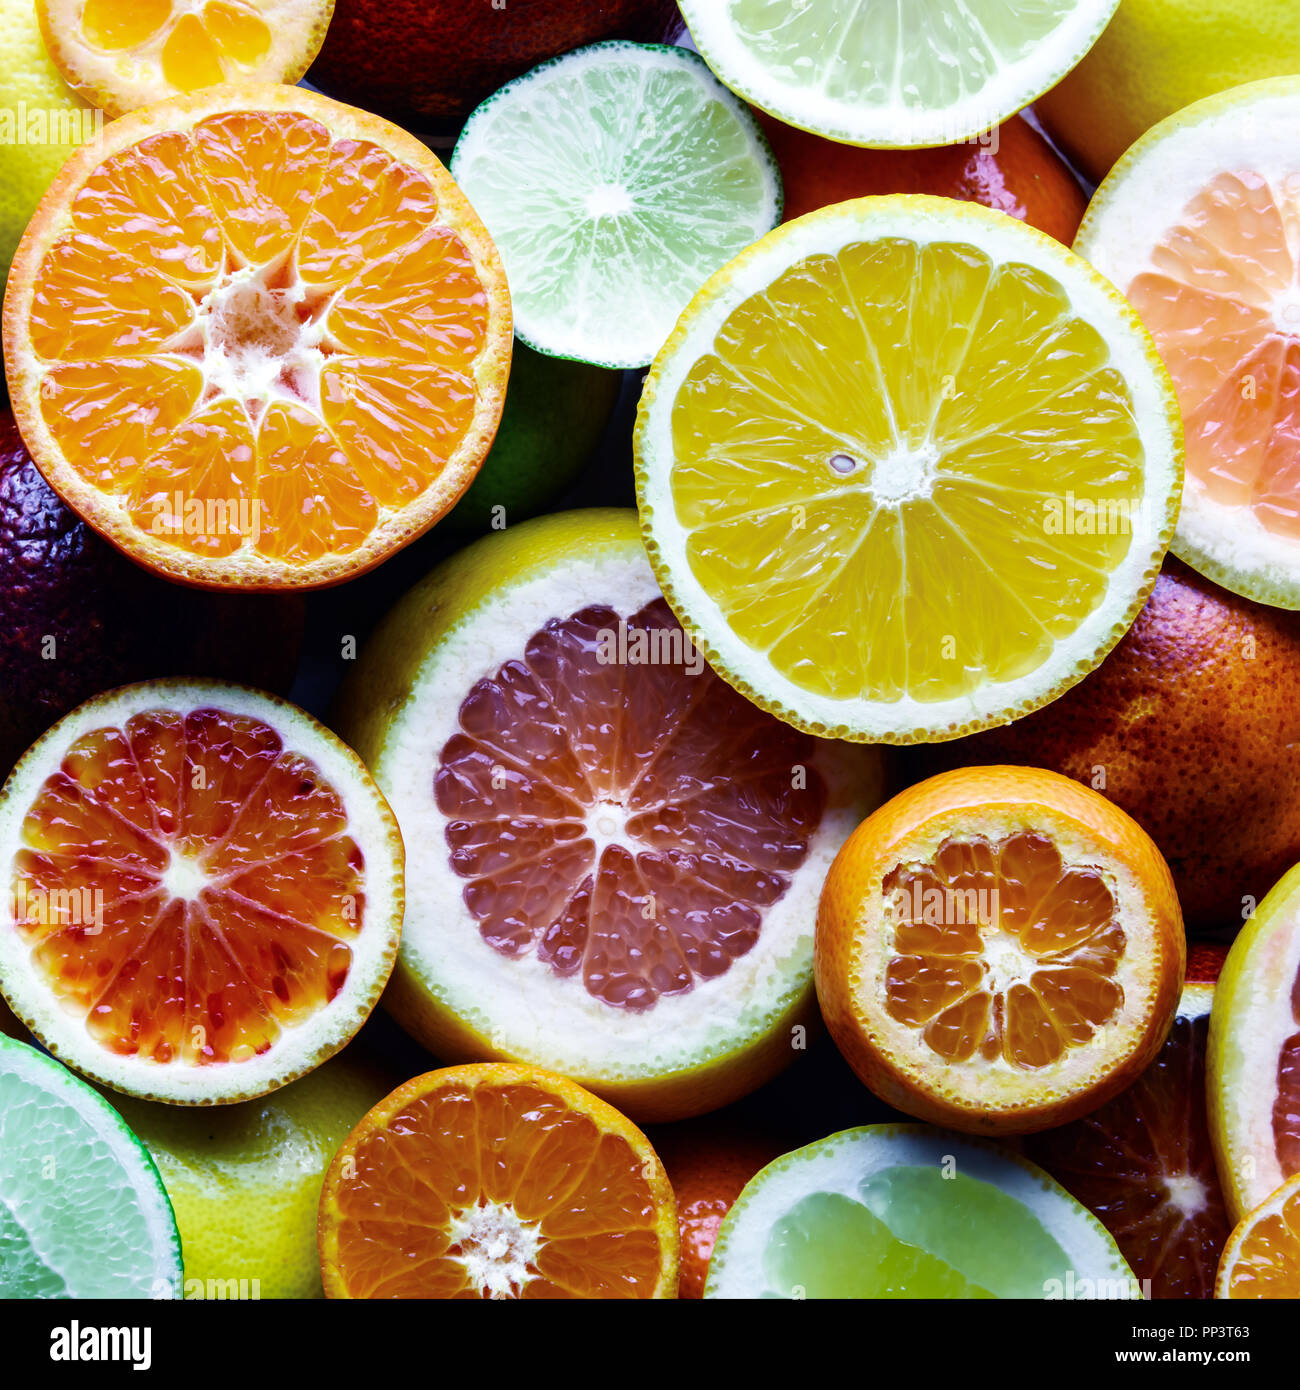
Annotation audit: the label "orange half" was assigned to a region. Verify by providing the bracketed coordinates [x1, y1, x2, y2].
[2, 84, 511, 590]
[318, 1063, 679, 1299]
[1216, 1172, 1300, 1298]
[38, 0, 337, 119]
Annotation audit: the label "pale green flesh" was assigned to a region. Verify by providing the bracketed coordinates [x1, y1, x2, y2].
[762, 1167, 1078, 1298]
[453, 44, 780, 368]
[0, 1037, 181, 1298]
[726, 0, 1080, 106]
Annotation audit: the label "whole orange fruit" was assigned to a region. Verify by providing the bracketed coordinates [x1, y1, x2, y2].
[309, 0, 684, 126]
[757, 112, 1088, 245]
[653, 1121, 782, 1300]
[915, 559, 1300, 933]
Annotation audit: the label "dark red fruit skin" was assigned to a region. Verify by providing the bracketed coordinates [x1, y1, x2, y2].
[309, 0, 685, 127]
[910, 558, 1300, 934]
[0, 412, 304, 775]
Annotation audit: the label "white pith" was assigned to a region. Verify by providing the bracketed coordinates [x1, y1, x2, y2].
[0, 1033, 182, 1297]
[0, 681, 402, 1104]
[446, 1199, 544, 1299]
[678, 0, 1119, 148]
[1077, 78, 1300, 609]
[637, 198, 1182, 741]
[373, 529, 884, 1088]
[705, 1124, 1133, 1299]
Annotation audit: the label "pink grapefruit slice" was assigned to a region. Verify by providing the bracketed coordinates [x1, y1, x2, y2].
[334, 509, 885, 1122]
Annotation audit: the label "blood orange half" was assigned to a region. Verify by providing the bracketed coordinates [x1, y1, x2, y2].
[334, 509, 885, 1122]
[1026, 983, 1231, 1298]
[0, 681, 403, 1103]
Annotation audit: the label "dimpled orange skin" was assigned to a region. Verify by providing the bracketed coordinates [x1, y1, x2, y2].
[914, 559, 1300, 932]
[815, 766, 1185, 1136]
[758, 112, 1089, 245]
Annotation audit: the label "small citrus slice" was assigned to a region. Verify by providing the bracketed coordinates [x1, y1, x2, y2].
[1215, 1172, 1300, 1298]
[1077, 76, 1300, 609]
[451, 42, 781, 369]
[705, 1124, 1137, 1299]
[678, 0, 1119, 149]
[0, 1033, 182, 1297]
[334, 509, 885, 1122]
[1026, 983, 1230, 1298]
[3, 83, 510, 590]
[38, 0, 335, 118]
[0, 680, 403, 1104]
[318, 1062, 679, 1299]
[635, 196, 1183, 744]
[1208, 859, 1300, 1220]
[815, 766, 1186, 1135]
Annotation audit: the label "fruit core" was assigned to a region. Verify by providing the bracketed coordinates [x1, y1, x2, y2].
[446, 1200, 544, 1299]
[10, 706, 364, 1065]
[881, 830, 1126, 1068]
[435, 598, 826, 1011]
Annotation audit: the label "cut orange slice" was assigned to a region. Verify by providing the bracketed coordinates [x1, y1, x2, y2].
[1215, 1172, 1300, 1298]
[2, 84, 511, 591]
[815, 765, 1186, 1135]
[0, 680, 403, 1103]
[1026, 983, 1231, 1299]
[1078, 76, 1300, 609]
[38, 0, 335, 118]
[317, 1063, 679, 1299]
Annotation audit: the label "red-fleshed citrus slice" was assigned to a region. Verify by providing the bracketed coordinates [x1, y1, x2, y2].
[2, 83, 510, 591]
[1077, 76, 1300, 609]
[38, 0, 336, 118]
[334, 509, 885, 1123]
[1209, 859, 1300, 1220]
[1026, 983, 1230, 1298]
[0, 680, 403, 1103]
[318, 1062, 679, 1299]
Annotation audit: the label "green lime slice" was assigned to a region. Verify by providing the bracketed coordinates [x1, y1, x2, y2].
[452, 41, 782, 370]
[0, 1035, 182, 1298]
[679, 0, 1119, 148]
[706, 1125, 1139, 1299]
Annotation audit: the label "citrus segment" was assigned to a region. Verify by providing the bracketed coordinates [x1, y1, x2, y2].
[318, 1063, 678, 1299]
[1027, 984, 1231, 1299]
[678, 0, 1119, 149]
[4, 85, 510, 590]
[0, 681, 403, 1103]
[705, 1125, 1136, 1299]
[334, 509, 885, 1122]
[1215, 1172, 1300, 1298]
[636, 197, 1182, 743]
[1076, 77, 1300, 608]
[38, 0, 335, 118]
[1208, 859, 1300, 1219]
[816, 766, 1185, 1135]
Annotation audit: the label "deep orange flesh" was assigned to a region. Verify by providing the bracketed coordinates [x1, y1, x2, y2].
[330, 1078, 667, 1298]
[1027, 1008, 1230, 1299]
[26, 111, 489, 567]
[434, 599, 825, 1011]
[1224, 1187, 1300, 1298]
[12, 707, 364, 1064]
[882, 832, 1126, 1069]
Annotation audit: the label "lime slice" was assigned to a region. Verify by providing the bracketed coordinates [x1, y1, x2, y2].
[706, 1124, 1138, 1298]
[0, 1034, 182, 1297]
[451, 41, 782, 369]
[679, 0, 1120, 148]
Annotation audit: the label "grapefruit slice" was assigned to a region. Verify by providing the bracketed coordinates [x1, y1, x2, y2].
[38, 0, 335, 118]
[635, 196, 1183, 744]
[2, 83, 511, 591]
[1216, 1172, 1300, 1298]
[0, 680, 403, 1103]
[815, 765, 1186, 1135]
[1077, 76, 1300, 609]
[317, 1062, 679, 1299]
[1026, 983, 1230, 1298]
[334, 509, 885, 1122]
[1209, 860, 1300, 1220]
